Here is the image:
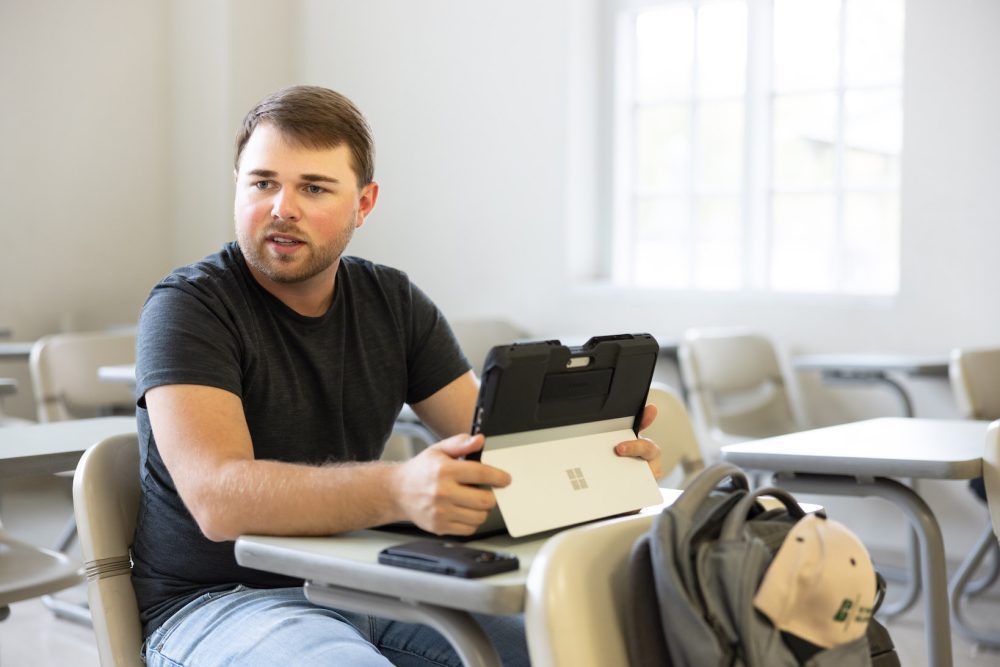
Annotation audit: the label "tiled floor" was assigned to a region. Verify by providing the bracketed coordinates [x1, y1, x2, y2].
[2, 581, 1000, 666]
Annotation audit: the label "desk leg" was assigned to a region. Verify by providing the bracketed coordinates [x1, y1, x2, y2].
[775, 474, 952, 667]
[819, 369, 914, 417]
[948, 522, 1000, 647]
[304, 581, 503, 667]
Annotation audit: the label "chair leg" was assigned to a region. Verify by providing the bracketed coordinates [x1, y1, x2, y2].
[949, 521, 1000, 647]
[963, 537, 1000, 597]
[42, 514, 93, 626]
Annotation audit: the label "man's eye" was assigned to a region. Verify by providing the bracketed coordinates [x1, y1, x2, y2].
[254, 180, 272, 190]
[305, 184, 326, 194]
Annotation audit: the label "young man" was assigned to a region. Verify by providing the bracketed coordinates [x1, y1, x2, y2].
[133, 85, 663, 666]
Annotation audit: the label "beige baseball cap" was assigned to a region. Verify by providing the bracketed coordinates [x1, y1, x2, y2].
[753, 514, 876, 649]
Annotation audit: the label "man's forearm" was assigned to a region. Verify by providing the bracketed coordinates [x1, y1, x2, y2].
[189, 458, 404, 541]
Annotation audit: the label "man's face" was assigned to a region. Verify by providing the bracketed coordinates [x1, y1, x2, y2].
[234, 123, 377, 287]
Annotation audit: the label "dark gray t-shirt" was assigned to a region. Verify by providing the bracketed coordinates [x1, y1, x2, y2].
[131, 242, 470, 637]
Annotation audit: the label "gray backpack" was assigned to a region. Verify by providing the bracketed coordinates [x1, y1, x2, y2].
[625, 463, 899, 666]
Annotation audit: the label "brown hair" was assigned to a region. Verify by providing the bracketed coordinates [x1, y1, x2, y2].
[234, 85, 375, 186]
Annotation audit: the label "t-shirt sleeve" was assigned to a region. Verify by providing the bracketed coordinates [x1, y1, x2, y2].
[403, 280, 472, 405]
[135, 280, 244, 407]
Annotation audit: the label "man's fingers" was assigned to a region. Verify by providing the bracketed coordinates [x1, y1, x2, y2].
[637, 403, 658, 433]
[433, 433, 485, 458]
[450, 459, 511, 488]
[615, 436, 659, 461]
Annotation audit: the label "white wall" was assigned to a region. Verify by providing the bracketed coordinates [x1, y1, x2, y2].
[2, 0, 998, 559]
[290, 0, 1000, 558]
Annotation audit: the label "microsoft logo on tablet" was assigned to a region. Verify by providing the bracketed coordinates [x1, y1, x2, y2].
[567, 468, 588, 490]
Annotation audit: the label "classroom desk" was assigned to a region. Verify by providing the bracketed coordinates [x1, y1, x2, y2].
[793, 354, 949, 418]
[0, 341, 34, 361]
[235, 489, 685, 667]
[0, 416, 138, 623]
[0, 416, 138, 478]
[97, 364, 137, 385]
[721, 417, 987, 667]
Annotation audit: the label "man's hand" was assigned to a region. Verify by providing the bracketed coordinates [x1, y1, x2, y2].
[393, 433, 512, 536]
[614, 403, 664, 479]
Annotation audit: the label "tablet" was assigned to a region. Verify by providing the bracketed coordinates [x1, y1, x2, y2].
[470, 333, 663, 537]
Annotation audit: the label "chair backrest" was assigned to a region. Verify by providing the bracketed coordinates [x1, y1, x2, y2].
[641, 383, 705, 488]
[0, 378, 34, 426]
[449, 319, 528, 375]
[29, 330, 136, 422]
[524, 512, 655, 666]
[73, 432, 144, 667]
[679, 328, 802, 460]
[949, 347, 1000, 421]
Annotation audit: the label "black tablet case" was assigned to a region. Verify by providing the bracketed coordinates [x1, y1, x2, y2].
[470, 333, 660, 444]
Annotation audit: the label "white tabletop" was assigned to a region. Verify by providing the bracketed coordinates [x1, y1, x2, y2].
[97, 364, 137, 385]
[0, 341, 34, 361]
[0, 416, 138, 477]
[721, 418, 987, 479]
[793, 354, 949, 376]
[235, 488, 684, 616]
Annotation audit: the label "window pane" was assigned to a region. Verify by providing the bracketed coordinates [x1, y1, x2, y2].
[636, 104, 690, 192]
[843, 90, 902, 187]
[770, 193, 837, 292]
[636, 7, 694, 101]
[842, 193, 899, 294]
[845, 0, 904, 87]
[772, 93, 837, 187]
[635, 196, 691, 287]
[773, 0, 841, 91]
[694, 196, 742, 289]
[696, 1, 747, 97]
[697, 100, 744, 189]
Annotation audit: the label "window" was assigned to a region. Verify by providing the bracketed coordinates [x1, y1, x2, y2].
[610, 0, 904, 294]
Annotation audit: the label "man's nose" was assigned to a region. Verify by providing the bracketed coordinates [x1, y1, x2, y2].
[272, 189, 301, 221]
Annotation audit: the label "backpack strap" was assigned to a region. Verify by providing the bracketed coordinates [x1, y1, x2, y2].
[718, 485, 807, 540]
[670, 462, 750, 520]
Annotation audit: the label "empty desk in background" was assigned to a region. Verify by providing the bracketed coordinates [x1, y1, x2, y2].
[97, 364, 136, 386]
[794, 354, 949, 418]
[0, 341, 34, 362]
[0, 416, 138, 478]
[0, 417, 138, 621]
[721, 417, 988, 667]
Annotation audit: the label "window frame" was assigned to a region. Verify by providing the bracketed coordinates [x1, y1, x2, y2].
[605, 0, 903, 296]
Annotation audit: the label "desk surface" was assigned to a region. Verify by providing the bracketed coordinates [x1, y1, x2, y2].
[721, 418, 987, 479]
[235, 488, 684, 617]
[793, 354, 949, 376]
[0, 416, 137, 477]
[97, 364, 137, 384]
[0, 341, 34, 361]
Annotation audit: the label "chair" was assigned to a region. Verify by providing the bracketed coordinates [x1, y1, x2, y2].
[0, 377, 34, 426]
[947, 347, 1000, 645]
[29, 330, 137, 422]
[27, 330, 136, 622]
[641, 383, 704, 488]
[0, 530, 83, 622]
[72, 432, 144, 667]
[524, 511, 654, 666]
[986, 421, 1000, 544]
[679, 328, 804, 462]
[449, 318, 529, 375]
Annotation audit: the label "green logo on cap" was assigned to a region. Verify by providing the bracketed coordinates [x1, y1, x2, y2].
[833, 599, 853, 622]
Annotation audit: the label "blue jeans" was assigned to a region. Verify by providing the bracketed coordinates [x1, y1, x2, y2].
[143, 586, 530, 666]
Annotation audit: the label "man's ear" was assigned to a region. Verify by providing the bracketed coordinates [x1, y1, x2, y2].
[356, 181, 379, 228]
[233, 169, 239, 184]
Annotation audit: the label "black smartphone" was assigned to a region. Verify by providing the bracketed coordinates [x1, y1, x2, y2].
[377, 540, 519, 578]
